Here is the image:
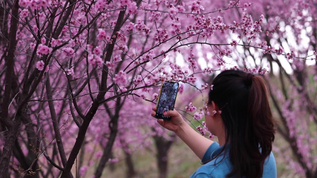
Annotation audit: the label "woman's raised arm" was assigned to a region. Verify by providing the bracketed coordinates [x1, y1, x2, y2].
[152, 107, 213, 159]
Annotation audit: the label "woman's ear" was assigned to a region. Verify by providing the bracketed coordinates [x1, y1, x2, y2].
[211, 101, 222, 116]
[211, 101, 219, 110]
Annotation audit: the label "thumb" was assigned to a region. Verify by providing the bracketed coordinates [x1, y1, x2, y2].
[157, 119, 164, 126]
[164, 109, 179, 117]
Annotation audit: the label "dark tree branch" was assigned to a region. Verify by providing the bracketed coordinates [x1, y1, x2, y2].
[46, 76, 68, 167]
[60, 9, 127, 178]
[0, 0, 20, 176]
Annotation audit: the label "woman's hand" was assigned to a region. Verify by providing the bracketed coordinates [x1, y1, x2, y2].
[151, 107, 185, 133]
[151, 106, 213, 159]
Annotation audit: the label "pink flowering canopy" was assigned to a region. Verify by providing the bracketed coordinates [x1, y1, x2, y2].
[0, 0, 316, 177]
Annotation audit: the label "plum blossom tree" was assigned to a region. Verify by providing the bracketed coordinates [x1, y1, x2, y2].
[0, 0, 316, 177]
[227, 1, 317, 177]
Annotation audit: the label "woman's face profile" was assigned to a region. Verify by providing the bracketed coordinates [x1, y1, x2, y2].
[204, 104, 217, 135]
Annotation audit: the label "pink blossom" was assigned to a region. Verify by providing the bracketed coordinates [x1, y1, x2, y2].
[230, 40, 237, 46]
[203, 105, 210, 116]
[113, 55, 122, 63]
[95, 151, 103, 158]
[135, 21, 150, 34]
[196, 125, 205, 135]
[145, 52, 154, 61]
[149, 11, 161, 22]
[120, 0, 130, 6]
[88, 55, 95, 66]
[185, 76, 196, 84]
[109, 158, 118, 163]
[114, 71, 127, 86]
[140, 93, 146, 99]
[21, 9, 29, 18]
[76, 15, 87, 25]
[178, 84, 184, 94]
[193, 112, 203, 120]
[185, 102, 196, 112]
[95, 56, 103, 67]
[116, 32, 127, 42]
[210, 84, 214, 90]
[66, 68, 74, 75]
[110, 20, 116, 27]
[203, 67, 213, 74]
[106, 61, 115, 71]
[63, 47, 75, 57]
[30, 0, 39, 10]
[201, 83, 209, 90]
[89, 55, 103, 67]
[93, 47, 102, 56]
[69, 39, 76, 47]
[17, 40, 25, 47]
[37, 44, 52, 56]
[80, 166, 88, 176]
[36, 60, 45, 71]
[39, 0, 48, 8]
[152, 93, 158, 101]
[62, 26, 68, 33]
[140, 52, 154, 62]
[127, 1, 137, 15]
[97, 29, 107, 41]
[19, 0, 30, 8]
[177, 5, 185, 12]
[125, 22, 134, 32]
[244, 2, 252, 8]
[118, 44, 128, 52]
[208, 133, 214, 139]
[41, 38, 46, 44]
[51, 38, 61, 47]
[87, 44, 94, 53]
[168, 5, 178, 19]
[33, 26, 38, 33]
[154, 28, 168, 42]
[95, 0, 107, 11]
[133, 75, 143, 84]
[190, 1, 204, 13]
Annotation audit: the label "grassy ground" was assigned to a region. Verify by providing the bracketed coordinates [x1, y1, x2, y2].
[99, 133, 303, 178]
[101, 138, 201, 178]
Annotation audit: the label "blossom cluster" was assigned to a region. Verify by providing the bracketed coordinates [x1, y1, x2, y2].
[185, 102, 197, 112]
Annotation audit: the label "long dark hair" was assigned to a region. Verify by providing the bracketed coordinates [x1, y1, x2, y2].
[208, 69, 275, 178]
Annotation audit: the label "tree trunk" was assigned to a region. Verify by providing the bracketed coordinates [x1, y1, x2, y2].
[124, 150, 137, 178]
[0, 0, 20, 174]
[153, 134, 176, 178]
[0, 121, 21, 177]
[94, 116, 119, 178]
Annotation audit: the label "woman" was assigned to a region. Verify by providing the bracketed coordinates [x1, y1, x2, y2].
[152, 69, 276, 178]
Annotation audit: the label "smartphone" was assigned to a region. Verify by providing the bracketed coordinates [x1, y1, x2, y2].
[155, 81, 179, 120]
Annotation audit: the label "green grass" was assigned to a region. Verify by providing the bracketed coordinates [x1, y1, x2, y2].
[79, 131, 306, 178]
[96, 132, 305, 178]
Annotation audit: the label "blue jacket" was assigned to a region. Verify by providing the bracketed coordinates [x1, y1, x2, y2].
[191, 142, 277, 178]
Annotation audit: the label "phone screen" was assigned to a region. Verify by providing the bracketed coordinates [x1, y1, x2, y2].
[155, 81, 179, 119]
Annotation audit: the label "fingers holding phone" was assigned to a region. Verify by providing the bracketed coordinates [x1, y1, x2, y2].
[152, 107, 185, 132]
[152, 81, 185, 132]
[154, 81, 179, 120]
